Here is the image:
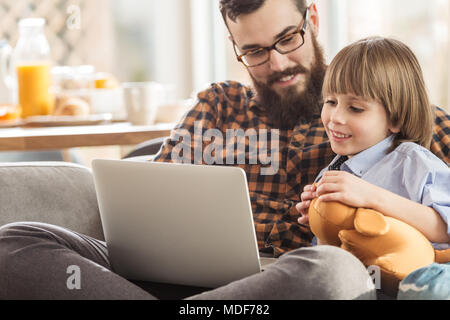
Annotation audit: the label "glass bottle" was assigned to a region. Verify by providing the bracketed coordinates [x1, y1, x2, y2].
[15, 18, 54, 117]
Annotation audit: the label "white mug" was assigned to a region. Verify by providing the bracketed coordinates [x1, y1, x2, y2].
[122, 82, 166, 125]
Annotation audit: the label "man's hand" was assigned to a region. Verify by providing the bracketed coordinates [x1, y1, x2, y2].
[315, 171, 378, 208]
[296, 184, 317, 225]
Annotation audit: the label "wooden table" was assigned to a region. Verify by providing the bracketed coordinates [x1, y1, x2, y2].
[0, 122, 174, 151]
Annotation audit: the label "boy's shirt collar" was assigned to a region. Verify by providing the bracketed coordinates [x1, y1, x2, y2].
[319, 135, 395, 180]
[342, 135, 395, 177]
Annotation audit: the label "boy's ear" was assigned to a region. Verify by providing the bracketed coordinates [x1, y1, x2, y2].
[389, 125, 401, 134]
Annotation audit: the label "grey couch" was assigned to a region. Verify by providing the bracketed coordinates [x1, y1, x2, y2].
[0, 162, 104, 240]
[0, 138, 166, 240]
[0, 160, 394, 300]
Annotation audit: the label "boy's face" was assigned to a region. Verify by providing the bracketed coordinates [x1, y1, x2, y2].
[321, 93, 400, 157]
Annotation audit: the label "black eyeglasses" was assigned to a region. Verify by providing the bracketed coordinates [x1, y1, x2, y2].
[233, 8, 310, 68]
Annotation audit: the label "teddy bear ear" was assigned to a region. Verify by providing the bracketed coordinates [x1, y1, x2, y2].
[354, 208, 389, 236]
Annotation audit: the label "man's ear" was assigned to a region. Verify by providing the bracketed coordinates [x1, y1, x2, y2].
[308, 3, 320, 37]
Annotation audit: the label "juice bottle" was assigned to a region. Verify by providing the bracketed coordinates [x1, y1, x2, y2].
[17, 63, 54, 117]
[14, 18, 54, 117]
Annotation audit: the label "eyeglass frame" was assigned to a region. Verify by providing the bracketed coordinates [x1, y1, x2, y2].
[232, 7, 310, 68]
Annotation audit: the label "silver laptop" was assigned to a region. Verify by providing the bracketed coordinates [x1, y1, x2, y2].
[91, 159, 276, 288]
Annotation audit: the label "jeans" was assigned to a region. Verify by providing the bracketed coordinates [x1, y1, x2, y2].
[398, 263, 450, 300]
[0, 222, 376, 300]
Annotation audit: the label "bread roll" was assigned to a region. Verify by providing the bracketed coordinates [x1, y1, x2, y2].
[53, 97, 90, 116]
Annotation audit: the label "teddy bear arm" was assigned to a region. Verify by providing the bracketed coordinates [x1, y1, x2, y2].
[435, 248, 450, 264]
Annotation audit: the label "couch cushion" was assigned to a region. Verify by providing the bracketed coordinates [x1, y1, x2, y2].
[0, 162, 104, 240]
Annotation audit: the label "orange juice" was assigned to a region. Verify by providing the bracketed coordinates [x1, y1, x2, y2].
[17, 64, 54, 118]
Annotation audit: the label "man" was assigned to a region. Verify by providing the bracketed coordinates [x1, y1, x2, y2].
[0, 0, 447, 300]
[154, 0, 449, 257]
[154, 0, 332, 258]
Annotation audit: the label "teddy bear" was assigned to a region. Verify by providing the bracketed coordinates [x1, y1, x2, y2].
[308, 198, 450, 297]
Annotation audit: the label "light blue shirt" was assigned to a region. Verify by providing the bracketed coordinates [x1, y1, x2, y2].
[315, 135, 450, 250]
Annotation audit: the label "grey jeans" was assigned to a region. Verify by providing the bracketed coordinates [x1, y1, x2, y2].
[0, 222, 376, 300]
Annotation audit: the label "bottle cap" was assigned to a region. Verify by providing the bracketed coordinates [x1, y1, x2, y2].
[19, 18, 46, 28]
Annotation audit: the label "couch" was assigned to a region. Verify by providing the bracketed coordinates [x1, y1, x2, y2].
[0, 158, 394, 300]
[0, 137, 167, 237]
[0, 162, 104, 240]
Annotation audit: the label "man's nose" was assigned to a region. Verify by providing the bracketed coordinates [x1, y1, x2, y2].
[268, 50, 289, 72]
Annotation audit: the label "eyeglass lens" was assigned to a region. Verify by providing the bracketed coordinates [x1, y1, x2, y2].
[241, 32, 304, 67]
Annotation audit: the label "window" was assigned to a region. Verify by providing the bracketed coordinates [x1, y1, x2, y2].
[326, 0, 449, 110]
[1, 1, 447, 110]
[223, 0, 450, 110]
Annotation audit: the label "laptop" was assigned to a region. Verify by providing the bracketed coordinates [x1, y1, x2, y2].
[91, 159, 276, 288]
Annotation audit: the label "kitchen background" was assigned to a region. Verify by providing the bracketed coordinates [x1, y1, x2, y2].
[0, 0, 448, 164]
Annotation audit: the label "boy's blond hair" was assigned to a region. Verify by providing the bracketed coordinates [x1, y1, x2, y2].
[322, 36, 434, 149]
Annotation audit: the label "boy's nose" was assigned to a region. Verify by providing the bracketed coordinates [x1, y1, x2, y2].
[330, 107, 346, 124]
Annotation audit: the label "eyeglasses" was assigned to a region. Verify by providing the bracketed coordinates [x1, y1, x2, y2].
[233, 8, 310, 68]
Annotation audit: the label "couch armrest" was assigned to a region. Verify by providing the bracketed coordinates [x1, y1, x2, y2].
[0, 162, 104, 240]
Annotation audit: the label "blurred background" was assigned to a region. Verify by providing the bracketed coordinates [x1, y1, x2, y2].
[0, 0, 448, 165]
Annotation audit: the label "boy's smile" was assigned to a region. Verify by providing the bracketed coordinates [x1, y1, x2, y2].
[328, 129, 352, 141]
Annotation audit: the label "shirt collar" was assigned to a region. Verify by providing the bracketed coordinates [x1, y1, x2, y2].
[343, 135, 395, 177]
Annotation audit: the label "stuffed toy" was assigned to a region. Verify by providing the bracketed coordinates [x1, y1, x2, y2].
[308, 198, 450, 297]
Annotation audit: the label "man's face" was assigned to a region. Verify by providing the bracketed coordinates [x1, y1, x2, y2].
[227, 0, 318, 96]
[227, 0, 326, 128]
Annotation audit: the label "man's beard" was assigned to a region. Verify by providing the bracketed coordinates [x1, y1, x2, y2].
[251, 36, 327, 130]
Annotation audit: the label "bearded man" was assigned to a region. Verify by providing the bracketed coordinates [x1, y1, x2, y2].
[155, 0, 334, 258]
[155, 0, 449, 257]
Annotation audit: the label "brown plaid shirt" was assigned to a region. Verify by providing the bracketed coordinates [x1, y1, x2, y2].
[154, 81, 450, 257]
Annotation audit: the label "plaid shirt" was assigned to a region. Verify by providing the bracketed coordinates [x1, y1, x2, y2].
[154, 81, 450, 257]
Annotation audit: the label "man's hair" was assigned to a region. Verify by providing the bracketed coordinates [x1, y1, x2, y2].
[219, 0, 308, 25]
[322, 36, 434, 149]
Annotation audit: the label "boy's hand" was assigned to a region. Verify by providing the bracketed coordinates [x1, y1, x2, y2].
[296, 184, 317, 225]
[315, 171, 377, 209]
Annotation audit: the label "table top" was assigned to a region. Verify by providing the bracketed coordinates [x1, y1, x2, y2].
[0, 122, 174, 151]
